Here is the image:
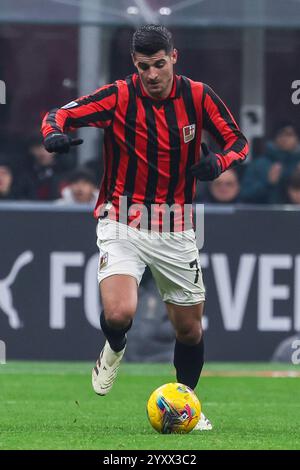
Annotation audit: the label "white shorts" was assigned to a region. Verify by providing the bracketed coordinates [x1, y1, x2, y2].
[96, 219, 205, 306]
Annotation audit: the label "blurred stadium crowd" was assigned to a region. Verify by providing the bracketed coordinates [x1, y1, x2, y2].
[0, 121, 300, 206]
[196, 122, 300, 205]
[0, 133, 100, 206]
[1, 0, 300, 209]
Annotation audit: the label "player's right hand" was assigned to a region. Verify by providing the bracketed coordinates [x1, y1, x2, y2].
[44, 132, 84, 154]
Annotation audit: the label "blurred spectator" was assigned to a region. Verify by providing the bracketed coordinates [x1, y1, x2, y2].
[241, 122, 300, 203]
[0, 163, 14, 200]
[84, 157, 103, 187]
[284, 169, 300, 205]
[26, 134, 75, 200]
[56, 168, 98, 205]
[202, 168, 241, 203]
[0, 155, 35, 200]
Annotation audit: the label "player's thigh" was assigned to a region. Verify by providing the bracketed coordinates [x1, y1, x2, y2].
[165, 301, 204, 337]
[149, 230, 206, 306]
[97, 218, 146, 321]
[100, 274, 138, 322]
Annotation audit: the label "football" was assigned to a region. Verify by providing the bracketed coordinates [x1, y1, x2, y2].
[146, 382, 201, 434]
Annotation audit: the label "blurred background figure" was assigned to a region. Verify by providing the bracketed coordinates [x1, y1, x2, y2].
[241, 122, 300, 204]
[201, 168, 241, 204]
[0, 162, 14, 200]
[0, 154, 34, 200]
[56, 167, 98, 205]
[25, 134, 75, 200]
[284, 168, 300, 205]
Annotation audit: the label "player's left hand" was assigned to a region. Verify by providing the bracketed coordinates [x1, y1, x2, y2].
[189, 143, 222, 181]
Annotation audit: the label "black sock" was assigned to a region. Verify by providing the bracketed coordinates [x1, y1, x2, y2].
[173, 336, 204, 390]
[100, 310, 132, 352]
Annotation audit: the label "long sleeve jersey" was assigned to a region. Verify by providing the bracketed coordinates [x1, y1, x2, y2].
[42, 74, 248, 229]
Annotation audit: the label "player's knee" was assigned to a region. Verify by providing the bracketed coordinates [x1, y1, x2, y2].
[176, 324, 203, 345]
[105, 305, 134, 330]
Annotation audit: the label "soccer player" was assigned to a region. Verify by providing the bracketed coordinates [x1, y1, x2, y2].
[42, 25, 248, 431]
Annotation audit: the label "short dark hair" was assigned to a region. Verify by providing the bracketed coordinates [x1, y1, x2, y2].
[272, 121, 298, 139]
[68, 167, 96, 186]
[131, 24, 173, 55]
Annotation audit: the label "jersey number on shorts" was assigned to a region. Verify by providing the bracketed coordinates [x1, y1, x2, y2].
[189, 259, 200, 284]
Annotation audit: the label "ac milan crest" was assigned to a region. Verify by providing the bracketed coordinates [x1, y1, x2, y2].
[99, 252, 108, 269]
[183, 124, 196, 143]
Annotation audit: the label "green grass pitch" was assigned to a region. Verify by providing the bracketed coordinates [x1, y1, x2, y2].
[0, 362, 299, 450]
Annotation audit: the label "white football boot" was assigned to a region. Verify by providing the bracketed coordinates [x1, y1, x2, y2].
[193, 412, 213, 431]
[92, 341, 126, 395]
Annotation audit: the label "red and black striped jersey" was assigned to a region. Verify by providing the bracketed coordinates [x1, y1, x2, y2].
[42, 73, 248, 229]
